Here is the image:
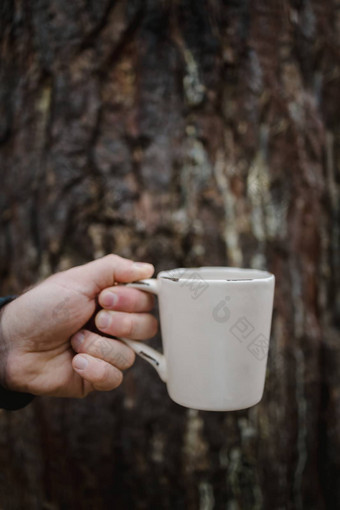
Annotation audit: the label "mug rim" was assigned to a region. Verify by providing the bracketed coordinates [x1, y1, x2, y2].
[158, 266, 274, 283]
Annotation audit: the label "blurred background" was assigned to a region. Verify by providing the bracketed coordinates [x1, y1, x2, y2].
[0, 0, 339, 508]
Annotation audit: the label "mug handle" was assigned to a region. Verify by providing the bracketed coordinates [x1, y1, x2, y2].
[117, 279, 167, 382]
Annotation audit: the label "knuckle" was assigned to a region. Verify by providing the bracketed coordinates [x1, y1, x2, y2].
[97, 338, 112, 358]
[101, 362, 123, 389]
[89, 336, 119, 363]
[114, 370, 124, 388]
[102, 361, 113, 382]
[106, 253, 118, 263]
[127, 348, 136, 366]
[122, 316, 134, 337]
[103, 253, 121, 270]
[86, 333, 101, 353]
[119, 347, 135, 369]
[107, 367, 123, 389]
[131, 292, 140, 311]
[94, 361, 113, 388]
[108, 253, 126, 268]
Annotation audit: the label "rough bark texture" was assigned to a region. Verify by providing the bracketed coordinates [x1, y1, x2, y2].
[0, 1, 339, 509]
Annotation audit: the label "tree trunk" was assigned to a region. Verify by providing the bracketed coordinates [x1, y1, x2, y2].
[0, 1, 339, 508]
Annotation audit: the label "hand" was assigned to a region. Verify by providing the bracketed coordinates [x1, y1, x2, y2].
[0, 255, 157, 398]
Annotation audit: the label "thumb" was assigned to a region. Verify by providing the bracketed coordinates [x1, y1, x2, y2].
[62, 254, 155, 297]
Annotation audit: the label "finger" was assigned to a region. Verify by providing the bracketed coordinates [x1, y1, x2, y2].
[98, 286, 155, 313]
[71, 329, 135, 370]
[65, 255, 154, 296]
[72, 353, 123, 391]
[95, 310, 158, 340]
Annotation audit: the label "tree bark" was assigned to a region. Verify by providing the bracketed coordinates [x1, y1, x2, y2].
[0, 1, 339, 508]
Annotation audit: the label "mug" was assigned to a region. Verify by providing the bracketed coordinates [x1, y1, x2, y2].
[119, 267, 275, 411]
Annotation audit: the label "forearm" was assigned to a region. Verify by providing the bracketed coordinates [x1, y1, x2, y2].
[0, 296, 35, 410]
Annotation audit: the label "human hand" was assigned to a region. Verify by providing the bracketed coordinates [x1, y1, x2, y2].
[0, 255, 157, 398]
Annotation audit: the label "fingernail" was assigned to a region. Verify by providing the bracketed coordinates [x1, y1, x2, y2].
[101, 291, 118, 308]
[97, 311, 111, 329]
[73, 331, 85, 348]
[74, 356, 88, 370]
[133, 262, 153, 271]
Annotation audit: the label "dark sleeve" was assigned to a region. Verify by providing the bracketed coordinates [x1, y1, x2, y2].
[0, 296, 35, 410]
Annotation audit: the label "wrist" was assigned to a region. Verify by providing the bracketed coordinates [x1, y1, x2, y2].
[0, 296, 16, 389]
[0, 297, 28, 392]
[0, 296, 35, 409]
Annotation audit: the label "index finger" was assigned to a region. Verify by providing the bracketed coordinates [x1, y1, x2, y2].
[62, 255, 155, 297]
[98, 286, 155, 312]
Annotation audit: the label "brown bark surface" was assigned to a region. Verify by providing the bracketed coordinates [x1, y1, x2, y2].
[0, 1, 339, 508]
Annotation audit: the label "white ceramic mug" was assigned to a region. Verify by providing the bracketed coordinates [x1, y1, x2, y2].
[119, 267, 275, 411]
